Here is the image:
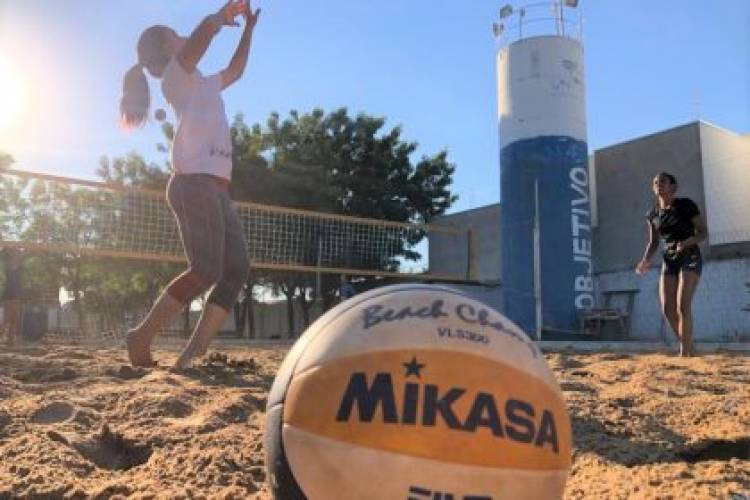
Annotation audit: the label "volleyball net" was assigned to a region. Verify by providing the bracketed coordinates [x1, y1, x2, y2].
[0, 168, 478, 281]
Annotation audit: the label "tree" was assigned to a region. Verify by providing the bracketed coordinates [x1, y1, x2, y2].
[230, 108, 457, 323]
[3, 101, 459, 339]
[97, 152, 170, 191]
[0, 152, 14, 170]
[94, 153, 185, 331]
[0, 152, 20, 303]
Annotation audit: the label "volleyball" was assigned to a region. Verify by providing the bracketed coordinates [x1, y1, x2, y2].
[265, 284, 571, 500]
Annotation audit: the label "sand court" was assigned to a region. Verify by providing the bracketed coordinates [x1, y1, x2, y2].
[0, 343, 747, 498]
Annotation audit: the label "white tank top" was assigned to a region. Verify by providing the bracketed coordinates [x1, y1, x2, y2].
[161, 57, 232, 180]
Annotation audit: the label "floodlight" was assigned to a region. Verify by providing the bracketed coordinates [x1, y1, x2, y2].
[565, 0, 579, 7]
[492, 22, 505, 37]
[499, 4, 513, 18]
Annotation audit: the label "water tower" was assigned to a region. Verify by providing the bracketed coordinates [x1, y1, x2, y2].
[494, 1, 592, 338]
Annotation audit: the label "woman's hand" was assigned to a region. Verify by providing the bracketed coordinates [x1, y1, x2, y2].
[219, 0, 260, 89]
[242, 0, 261, 30]
[218, 0, 247, 27]
[635, 260, 649, 276]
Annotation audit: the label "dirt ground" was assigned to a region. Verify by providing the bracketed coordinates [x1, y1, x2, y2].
[0, 343, 748, 499]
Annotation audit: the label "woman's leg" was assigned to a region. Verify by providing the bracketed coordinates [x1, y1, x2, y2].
[175, 194, 248, 369]
[126, 290, 185, 367]
[659, 272, 680, 343]
[128, 175, 224, 367]
[677, 270, 701, 357]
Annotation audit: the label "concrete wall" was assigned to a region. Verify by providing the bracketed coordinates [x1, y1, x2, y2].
[597, 258, 750, 342]
[593, 122, 707, 273]
[429, 203, 501, 282]
[699, 122, 750, 252]
[247, 300, 322, 339]
[443, 283, 504, 314]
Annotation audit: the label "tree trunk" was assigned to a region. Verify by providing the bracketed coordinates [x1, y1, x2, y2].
[70, 263, 87, 337]
[297, 288, 311, 329]
[73, 290, 86, 337]
[243, 279, 255, 339]
[246, 295, 255, 339]
[321, 274, 338, 312]
[233, 301, 244, 337]
[282, 285, 295, 339]
[286, 296, 295, 338]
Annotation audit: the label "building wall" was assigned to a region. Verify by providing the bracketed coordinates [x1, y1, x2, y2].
[597, 258, 750, 342]
[251, 301, 321, 339]
[593, 122, 707, 273]
[428, 203, 501, 283]
[428, 204, 505, 326]
[699, 122, 750, 253]
[427, 121, 749, 341]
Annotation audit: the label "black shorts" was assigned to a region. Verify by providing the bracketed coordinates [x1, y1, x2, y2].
[662, 246, 702, 276]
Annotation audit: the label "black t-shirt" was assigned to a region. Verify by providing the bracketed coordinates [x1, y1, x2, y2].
[646, 197, 701, 256]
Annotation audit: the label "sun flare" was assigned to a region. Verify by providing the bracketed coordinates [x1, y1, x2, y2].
[0, 58, 27, 132]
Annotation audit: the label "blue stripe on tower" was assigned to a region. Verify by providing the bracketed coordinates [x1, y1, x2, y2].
[501, 136, 590, 335]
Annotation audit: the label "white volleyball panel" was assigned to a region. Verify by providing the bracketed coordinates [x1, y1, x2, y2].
[497, 35, 587, 148]
[289, 285, 557, 388]
[284, 426, 569, 500]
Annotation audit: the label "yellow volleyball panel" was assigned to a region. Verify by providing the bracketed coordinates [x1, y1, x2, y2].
[284, 426, 569, 500]
[284, 350, 571, 470]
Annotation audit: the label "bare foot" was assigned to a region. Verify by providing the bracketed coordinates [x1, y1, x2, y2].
[173, 344, 199, 370]
[173, 333, 215, 370]
[679, 343, 694, 358]
[126, 329, 156, 367]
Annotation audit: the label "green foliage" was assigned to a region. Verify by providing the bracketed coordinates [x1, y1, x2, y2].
[1, 107, 458, 334]
[0, 148, 181, 331]
[97, 153, 170, 190]
[230, 107, 458, 318]
[0, 152, 14, 170]
[91, 153, 180, 323]
[232, 108, 456, 224]
[0, 152, 19, 295]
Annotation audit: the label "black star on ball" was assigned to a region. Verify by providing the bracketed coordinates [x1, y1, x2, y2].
[403, 356, 425, 378]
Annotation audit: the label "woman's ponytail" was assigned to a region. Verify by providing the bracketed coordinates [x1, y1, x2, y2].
[120, 63, 150, 129]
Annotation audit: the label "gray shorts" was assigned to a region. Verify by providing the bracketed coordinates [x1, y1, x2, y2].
[167, 174, 249, 309]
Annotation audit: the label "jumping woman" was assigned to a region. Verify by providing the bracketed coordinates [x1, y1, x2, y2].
[636, 172, 707, 357]
[120, 0, 260, 369]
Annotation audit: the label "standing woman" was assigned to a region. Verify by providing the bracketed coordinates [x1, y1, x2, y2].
[635, 173, 707, 357]
[120, 1, 261, 369]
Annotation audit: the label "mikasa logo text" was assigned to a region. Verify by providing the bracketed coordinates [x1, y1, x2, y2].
[335, 371, 560, 454]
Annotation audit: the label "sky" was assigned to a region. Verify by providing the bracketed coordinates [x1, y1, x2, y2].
[0, 0, 748, 214]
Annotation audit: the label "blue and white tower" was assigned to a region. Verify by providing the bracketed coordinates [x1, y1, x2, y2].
[494, 1, 592, 338]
